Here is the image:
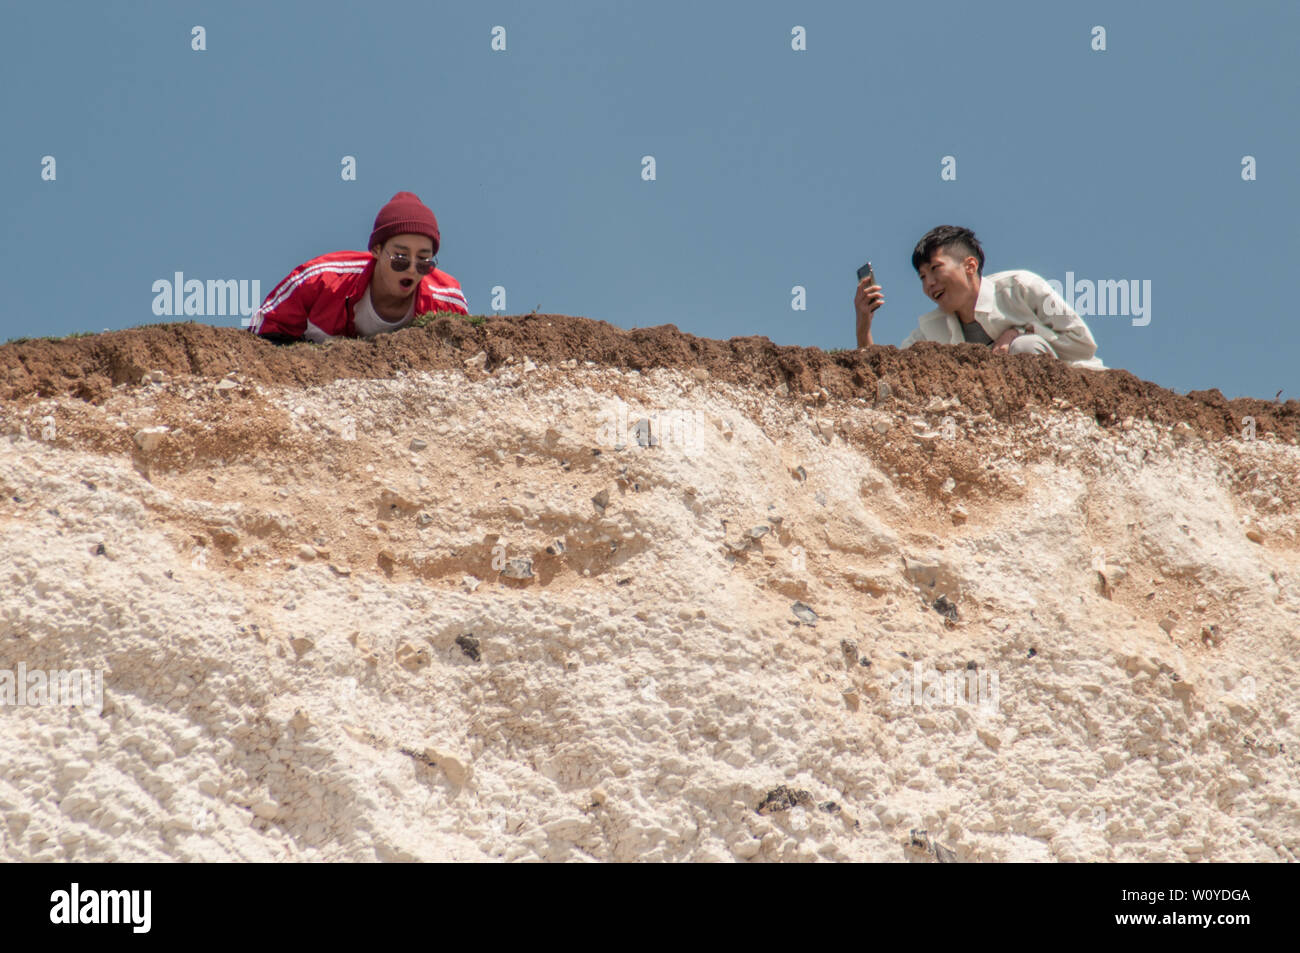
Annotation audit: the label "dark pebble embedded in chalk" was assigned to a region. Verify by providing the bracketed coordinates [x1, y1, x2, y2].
[756, 785, 814, 815]
[455, 634, 481, 662]
[932, 595, 959, 622]
[791, 601, 818, 625]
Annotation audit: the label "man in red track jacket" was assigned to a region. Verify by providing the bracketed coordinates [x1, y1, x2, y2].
[248, 191, 469, 343]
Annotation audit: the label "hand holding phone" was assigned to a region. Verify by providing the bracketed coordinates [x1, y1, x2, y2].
[855, 261, 884, 348]
[855, 262, 883, 318]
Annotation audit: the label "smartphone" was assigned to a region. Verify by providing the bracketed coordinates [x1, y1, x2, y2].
[856, 262, 875, 286]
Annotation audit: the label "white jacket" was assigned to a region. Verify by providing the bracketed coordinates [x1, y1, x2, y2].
[901, 269, 1106, 370]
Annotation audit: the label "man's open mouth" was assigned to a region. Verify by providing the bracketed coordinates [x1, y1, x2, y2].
[400, 279, 414, 289]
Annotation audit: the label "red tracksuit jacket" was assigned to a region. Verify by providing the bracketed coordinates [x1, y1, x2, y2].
[247, 250, 468, 341]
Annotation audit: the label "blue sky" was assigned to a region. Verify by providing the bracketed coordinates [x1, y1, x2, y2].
[2, 0, 1295, 399]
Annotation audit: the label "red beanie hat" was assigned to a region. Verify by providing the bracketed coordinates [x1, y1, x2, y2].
[369, 191, 440, 254]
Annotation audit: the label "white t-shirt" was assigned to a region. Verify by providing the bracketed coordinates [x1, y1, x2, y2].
[352, 285, 415, 338]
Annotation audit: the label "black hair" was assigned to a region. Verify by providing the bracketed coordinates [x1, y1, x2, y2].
[911, 225, 984, 276]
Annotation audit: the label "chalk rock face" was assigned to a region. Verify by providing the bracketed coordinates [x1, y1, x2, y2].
[1, 325, 1298, 863]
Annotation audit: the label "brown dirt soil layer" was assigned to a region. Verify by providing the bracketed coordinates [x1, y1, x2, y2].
[1, 316, 1296, 441]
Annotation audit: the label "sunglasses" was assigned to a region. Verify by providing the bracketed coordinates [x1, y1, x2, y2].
[385, 251, 438, 275]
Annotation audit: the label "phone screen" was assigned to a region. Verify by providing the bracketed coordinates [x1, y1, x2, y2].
[856, 262, 874, 285]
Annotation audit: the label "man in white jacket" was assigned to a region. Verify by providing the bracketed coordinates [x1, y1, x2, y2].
[855, 225, 1105, 370]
